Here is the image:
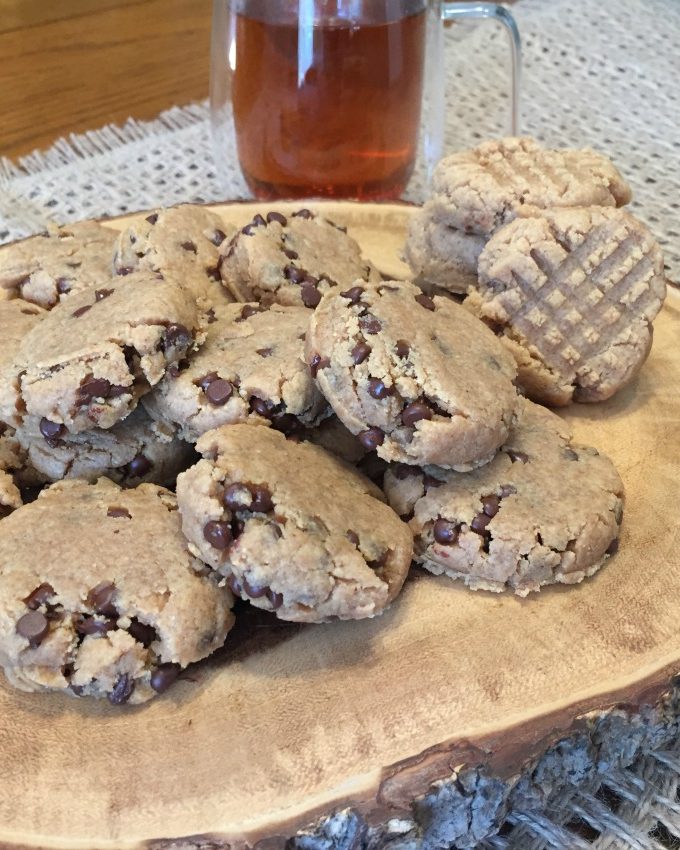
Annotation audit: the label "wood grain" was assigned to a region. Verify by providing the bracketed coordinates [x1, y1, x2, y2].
[0, 200, 677, 849]
[0, 0, 211, 159]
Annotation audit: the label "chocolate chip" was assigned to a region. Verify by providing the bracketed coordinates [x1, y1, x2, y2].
[367, 551, 389, 571]
[606, 537, 619, 556]
[181, 240, 198, 253]
[433, 519, 459, 545]
[301, 284, 321, 308]
[242, 576, 269, 599]
[283, 248, 299, 260]
[127, 454, 152, 478]
[75, 615, 117, 636]
[401, 401, 433, 427]
[346, 530, 360, 546]
[23, 583, 55, 610]
[107, 506, 131, 519]
[77, 377, 111, 405]
[368, 378, 394, 400]
[223, 483, 253, 511]
[94, 288, 114, 301]
[106, 384, 127, 397]
[359, 315, 381, 334]
[39, 418, 65, 442]
[283, 265, 306, 284]
[358, 427, 385, 450]
[252, 213, 266, 227]
[506, 449, 529, 464]
[482, 495, 500, 518]
[293, 208, 315, 219]
[56, 278, 71, 295]
[127, 618, 158, 647]
[340, 286, 364, 304]
[250, 396, 275, 419]
[163, 323, 191, 351]
[145, 213, 159, 225]
[267, 589, 284, 609]
[272, 412, 302, 436]
[195, 371, 218, 392]
[108, 673, 134, 705]
[210, 229, 227, 246]
[203, 520, 232, 549]
[205, 378, 233, 406]
[351, 341, 371, 365]
[470, 513, 492, 535]
[395, 339, 410, 358]
[309, 353, 330, 378]
[266, 211, 287, 226]
[250, 484, 274, 513]
[117, 266, 134, 276]
[87, 581, 118, 617]
[71, 304, 91, 318]
[150, 663, 181, 693]
[256, 347, 273, 358]
[415, 293, 435, 311]
[16, 610, 49, 647]
[238, 304, 263, 322]
[563, 448, 579, 461]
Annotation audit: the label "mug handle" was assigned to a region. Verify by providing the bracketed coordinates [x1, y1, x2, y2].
[440, 2, 521, 135]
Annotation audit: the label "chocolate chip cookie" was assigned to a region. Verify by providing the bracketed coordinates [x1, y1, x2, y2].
[113, 204, 236, 310]
[383, 400, 624, 596]
[430, 137, 632, 237]
[176, 425, 413, 623]
[466, 206, 667, 405]
[0, 299, 47, 428]
[15, 407, 194, 487]
[405, 202, 485, 295]
[142, 302, 328, 441]
[0, 478, 235, 703]
[10, 272, 200, 433]
[0, 222, 117, 308]
[219, 208, 378, 308]
[306, 280, 520, 469]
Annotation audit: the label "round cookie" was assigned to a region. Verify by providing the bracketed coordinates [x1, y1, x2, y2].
[430, 137, 632, 237]
[383, 400, 624, 596]
[15, 407, 194, 487]
[466, 206, 667, 405]
[306, 280, 520, 469]
[10, 272, 201, 433]
[176, 424, 413, 623]
[113, 204, 236, 310]
[0, 298, 47, 428]
[142, 302, 328, 442]
[0, 222, 117, 308]
[0, 478, 234, 703]
[404, 202, 485, 295]
[219, 208, 378, 308]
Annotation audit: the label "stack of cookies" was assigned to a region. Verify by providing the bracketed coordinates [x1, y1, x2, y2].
[0, 136, 666, 706]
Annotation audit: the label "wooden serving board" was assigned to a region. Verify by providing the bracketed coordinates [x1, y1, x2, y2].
[1, 201, 679, 849]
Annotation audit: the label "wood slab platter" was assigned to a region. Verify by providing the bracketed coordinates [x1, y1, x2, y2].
[1, 201, 679, 849]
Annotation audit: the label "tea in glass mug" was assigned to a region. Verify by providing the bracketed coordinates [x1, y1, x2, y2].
[211, 1, 520, 200]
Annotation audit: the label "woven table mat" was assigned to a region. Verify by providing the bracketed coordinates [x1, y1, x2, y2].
[1, 0, 680, 847]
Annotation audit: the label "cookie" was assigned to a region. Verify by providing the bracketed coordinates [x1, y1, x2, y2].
[383, 400, 624, 596]
[15, 407, 194, 487]
[0, 299, 47, 428]
[0, 222, 117, 308]
[404, 203, 485, 295]
[466, 206, 667, 405]
[430, 137, 632, 237]
[113, 204, 236, 310]
[176, 424, 413, 623]
[9, 272, 200, 433]
[141, 302, 328, 442]
[219, 208, 378, 308]
[0, 478, 235, 703]
[0, 470, 21, 518]
[305, 280, 520, 469]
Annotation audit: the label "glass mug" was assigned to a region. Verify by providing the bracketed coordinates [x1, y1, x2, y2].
[210, 1, 520, 200]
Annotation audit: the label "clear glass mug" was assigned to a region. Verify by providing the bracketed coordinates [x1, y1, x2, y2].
[210, 1, 520, 201]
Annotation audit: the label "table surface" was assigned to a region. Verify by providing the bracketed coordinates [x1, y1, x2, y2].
[0, 0, 212, 159]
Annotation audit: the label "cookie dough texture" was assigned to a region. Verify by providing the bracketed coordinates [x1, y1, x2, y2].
[0, 222, 117, 308]
[384, 400, 624, 596]
[15, 407, 194, 486]
[9, 272, 200, 433]
[466, 206, 666, 405]
[306, 280, 520, 469]
[0, 478, 234, 704]
[405, 202, 485, 295]
[113, 204, 236, 310]
[142, 302, 328, 442]
[176, 425, 413, 623]
[0, 299, 47, 427]
[430, 137, 632, 236]
[220, 208, 379, 308]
